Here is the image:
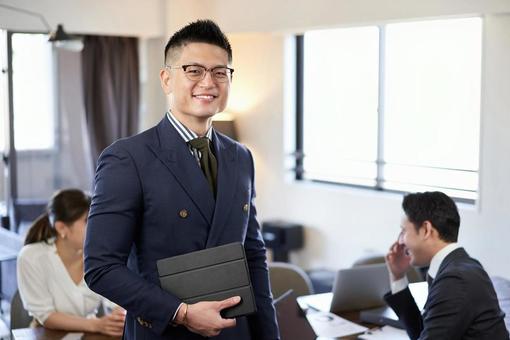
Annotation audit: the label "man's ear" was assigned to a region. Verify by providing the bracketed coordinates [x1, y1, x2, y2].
[421, 221, 436, 239]
[159, 68, 172, 94]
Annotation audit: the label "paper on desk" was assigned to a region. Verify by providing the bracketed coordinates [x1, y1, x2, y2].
[61, 332, 84, 340]
[359, 325, 409, 339]
[306, 311, 368, 338]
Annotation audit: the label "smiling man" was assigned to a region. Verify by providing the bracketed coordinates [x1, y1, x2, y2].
[84, 20, 280, 340]
[385, 191, 508, 340]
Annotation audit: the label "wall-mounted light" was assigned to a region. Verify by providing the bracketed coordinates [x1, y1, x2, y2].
[212, 112, 238, 141]
[0, 4, 84, 51]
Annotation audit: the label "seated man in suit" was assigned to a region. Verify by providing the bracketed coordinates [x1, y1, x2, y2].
[385, 191, 509, 340]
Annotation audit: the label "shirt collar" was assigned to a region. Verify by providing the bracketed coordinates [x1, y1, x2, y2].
[166, 111, 213, 143]
[428, 242, 461, 279]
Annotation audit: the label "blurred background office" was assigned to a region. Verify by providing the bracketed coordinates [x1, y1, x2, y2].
[1, 0, 510, 336]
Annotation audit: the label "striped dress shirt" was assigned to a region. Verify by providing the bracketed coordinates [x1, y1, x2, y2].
[166, 111, 214, 166]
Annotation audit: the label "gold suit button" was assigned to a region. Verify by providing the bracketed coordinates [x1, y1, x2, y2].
[243, 203, 249, 212]
[179, 209, 188, 218]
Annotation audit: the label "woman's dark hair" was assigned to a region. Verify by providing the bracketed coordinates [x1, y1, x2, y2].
[402, 191, 460, 243]
[24, 189, 91, 245]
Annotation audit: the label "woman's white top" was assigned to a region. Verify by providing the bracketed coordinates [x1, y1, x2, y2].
[17, 240, 107, 324]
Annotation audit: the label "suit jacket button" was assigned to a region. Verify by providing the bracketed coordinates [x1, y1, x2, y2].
[179, 209, 188, 218]
[243, 203, 249, 212]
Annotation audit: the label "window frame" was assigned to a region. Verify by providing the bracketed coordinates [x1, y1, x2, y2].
[295, 18, 482, 204]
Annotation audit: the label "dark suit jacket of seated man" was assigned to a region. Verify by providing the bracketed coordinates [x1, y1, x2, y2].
[385, 191, 509, 340]
[83, 20, 280, 340]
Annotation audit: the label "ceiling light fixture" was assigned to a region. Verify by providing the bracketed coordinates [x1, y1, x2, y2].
[0, 3, 84, 51]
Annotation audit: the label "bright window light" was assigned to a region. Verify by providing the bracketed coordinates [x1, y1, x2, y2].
[299, 17, 482, 201]
[303, 26, 379, 186]
[383, 18, 482, 200]
[12, 33, 55, 150]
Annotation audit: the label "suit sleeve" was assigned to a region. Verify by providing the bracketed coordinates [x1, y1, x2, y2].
[84, 144, 180, 335]
[385, 287, 423, 340]
[244, 149, 280, 340]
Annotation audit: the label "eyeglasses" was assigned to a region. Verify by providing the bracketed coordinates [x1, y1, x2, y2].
[165, 64, 234, 83]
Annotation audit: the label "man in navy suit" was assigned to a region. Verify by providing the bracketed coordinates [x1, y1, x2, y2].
[385, 191, 508, 340]
[84, 20, 280, 340]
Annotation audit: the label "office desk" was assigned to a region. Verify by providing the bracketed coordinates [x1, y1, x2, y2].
[12, 328, 121, 340]
[299, 277, 510, 339]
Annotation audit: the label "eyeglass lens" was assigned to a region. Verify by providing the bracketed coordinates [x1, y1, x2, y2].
[183, 65, 232, 82]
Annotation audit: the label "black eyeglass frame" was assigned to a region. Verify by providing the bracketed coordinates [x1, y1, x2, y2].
[165, 64, 234, 82]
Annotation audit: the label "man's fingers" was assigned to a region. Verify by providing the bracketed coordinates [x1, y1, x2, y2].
[207, 329, 221, 337]
[218, 296, 241, 310]
[389, 240, 398, 251]
[220, 318, 237, 329]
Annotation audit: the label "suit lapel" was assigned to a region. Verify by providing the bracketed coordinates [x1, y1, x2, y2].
[148, 118, 215, 225]
[206, 131, 238, 247]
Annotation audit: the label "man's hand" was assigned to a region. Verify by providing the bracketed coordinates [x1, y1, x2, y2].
[176, 296, 240, 337]
[385, 240, 411, 281]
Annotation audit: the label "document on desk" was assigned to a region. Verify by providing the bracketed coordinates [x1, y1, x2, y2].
[358, 325, 408, 339]
[61, 333, 84, 340]
[306, 311, 367, 338]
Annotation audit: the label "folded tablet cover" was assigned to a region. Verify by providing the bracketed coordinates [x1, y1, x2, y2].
[157, 242, 257, 318]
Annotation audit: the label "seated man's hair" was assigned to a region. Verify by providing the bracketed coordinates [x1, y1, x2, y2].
[164, 19, 232, 64]
[402, 191, 460, 243]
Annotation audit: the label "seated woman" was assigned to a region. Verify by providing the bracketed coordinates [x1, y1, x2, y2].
[17, 189, 125, 336]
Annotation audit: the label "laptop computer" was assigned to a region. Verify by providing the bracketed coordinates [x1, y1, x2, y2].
[273, 289, 316, 340]
[297, 263, 390, 313]
[330, 263, 391, 313]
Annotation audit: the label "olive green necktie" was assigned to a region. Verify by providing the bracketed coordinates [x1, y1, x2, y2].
[188, 137, 217, 196]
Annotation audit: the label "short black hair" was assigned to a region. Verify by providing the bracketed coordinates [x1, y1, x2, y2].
[402, 191, 460, 243]
[164, 19, 232, 64]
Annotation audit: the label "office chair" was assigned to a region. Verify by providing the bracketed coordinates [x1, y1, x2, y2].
[10, 290, 32, 330]
[352, 254, 424, 283]
[268, 262, 314, 299]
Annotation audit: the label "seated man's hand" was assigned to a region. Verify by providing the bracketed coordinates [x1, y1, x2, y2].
[176, 296, 240, 337]
[385, 240, 411, 281]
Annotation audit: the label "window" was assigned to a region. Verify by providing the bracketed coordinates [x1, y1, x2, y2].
[297, 17, 482, 201]
[0, 30, 7, 152]
[11, 33, 55, 150]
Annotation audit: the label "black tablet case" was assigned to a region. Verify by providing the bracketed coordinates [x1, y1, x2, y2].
[157, 242, 257, 318]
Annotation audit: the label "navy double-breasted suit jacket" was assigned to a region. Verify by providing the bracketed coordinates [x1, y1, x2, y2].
[84, 117, 280, 339]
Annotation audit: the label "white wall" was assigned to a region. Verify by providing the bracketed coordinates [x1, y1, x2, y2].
[165, 1, 510, 278]
[167, 0, 510, 34]
[0, 0, 164, 37]
[139, 37, 169, 131]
